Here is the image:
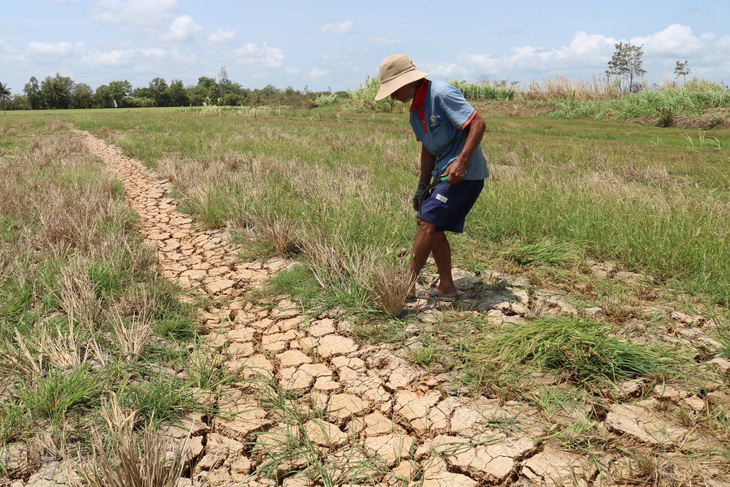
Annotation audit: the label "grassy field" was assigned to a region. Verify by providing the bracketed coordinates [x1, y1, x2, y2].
[42, 104, 730, 307]
[1, 103, 730, 483]
[0, 114, 206, 481]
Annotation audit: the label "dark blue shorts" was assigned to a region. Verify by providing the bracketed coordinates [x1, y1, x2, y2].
[418, 179, 484, 233]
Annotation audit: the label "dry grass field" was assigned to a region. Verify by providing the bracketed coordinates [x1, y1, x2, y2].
[1, 104, 729, 486]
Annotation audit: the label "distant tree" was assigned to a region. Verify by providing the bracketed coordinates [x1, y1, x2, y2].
[187, 76, 218, 105]
[108, 80, 133, 107]
[674, 60, 691, 85]
[0, 82, 10, 105]
[167, 79, 189, 106]
[40, 73, 75, 109]
[606, 42, 646, 93]
[71, 83, 94, 108]
[220, 86, 244, 106]
[148, 77, 170, 107]
[218, 66, 230, 100]
[94, 84, 114, 108]
[198, 76, 218, 91]
[24, 76, 43, 109]
[2, 94, 28, 110]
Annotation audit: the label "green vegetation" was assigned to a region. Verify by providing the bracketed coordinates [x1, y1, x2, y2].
[1, 78, 729, 484]
[0, 123, 224, 478]
[36, 95, 729, 307]
[448, 80, 516, 101]
[606, 42, 646, 93]
[482, 317, 679, 386]
[549, 84, 730, 123]
[2, 71, 332, 110]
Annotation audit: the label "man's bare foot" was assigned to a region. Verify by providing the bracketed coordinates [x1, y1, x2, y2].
[417, 287, 457, 301]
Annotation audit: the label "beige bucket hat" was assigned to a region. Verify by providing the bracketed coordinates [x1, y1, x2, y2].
[374, 54, 429, 101]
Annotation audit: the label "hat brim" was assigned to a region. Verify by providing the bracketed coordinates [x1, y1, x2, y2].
[374, 69, 429, 101]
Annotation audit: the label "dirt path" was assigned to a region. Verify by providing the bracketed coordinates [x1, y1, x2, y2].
[74, 130, 730, 487]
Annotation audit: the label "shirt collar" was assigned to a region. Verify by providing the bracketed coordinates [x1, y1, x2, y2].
[410, 79, 429, 133]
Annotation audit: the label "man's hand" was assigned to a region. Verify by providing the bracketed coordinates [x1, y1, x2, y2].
[442, 111, 485, 184]
[442, 159, 466, 184]
[412, 181, 430, 211]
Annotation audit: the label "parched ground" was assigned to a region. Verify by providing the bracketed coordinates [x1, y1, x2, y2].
[12, 130, 730, 487]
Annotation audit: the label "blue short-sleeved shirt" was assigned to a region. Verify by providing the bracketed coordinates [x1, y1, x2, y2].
[410, 80, 489, 181]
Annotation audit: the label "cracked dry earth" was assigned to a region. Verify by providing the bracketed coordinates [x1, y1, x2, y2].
[34, 130, 726, 487]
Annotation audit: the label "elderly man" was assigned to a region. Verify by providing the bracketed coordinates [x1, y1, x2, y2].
[375, 54, 489, 301]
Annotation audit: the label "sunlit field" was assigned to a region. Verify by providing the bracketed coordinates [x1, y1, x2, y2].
[2, 100, 729, 485]
[27, 104, 729, 307]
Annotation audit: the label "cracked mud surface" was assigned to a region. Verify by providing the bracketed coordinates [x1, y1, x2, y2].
[17, 130, 726, 487]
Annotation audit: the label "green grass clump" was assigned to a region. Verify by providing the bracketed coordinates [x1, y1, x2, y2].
[503, 239, 583, 267]
[268, 264, 323, 308]
[314, 93, 339, 107]
[119, 374, 201, 429]
[483, 317, 680, 386]
[18, 366, 103, 429]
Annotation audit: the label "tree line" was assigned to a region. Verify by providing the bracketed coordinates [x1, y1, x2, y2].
[0, 46, 711, 111]
[0, 67, 335, 110]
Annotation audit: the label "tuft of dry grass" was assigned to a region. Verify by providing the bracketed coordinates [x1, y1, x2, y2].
[74, 395, 191, 487]
[110, 310, 153, 364]
[2, 318, 105, 380]
[51, 259, 104, 328]
[250, 211, 299, 255]
[3, 328, 45, 378]
[368, 261, 416, 317]
[298, 232, 378, 296]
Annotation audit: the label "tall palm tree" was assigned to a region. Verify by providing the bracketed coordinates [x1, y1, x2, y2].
[0, 82, 11, 104]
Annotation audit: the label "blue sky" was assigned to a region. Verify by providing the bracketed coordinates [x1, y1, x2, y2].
[1, 0, 729, 94]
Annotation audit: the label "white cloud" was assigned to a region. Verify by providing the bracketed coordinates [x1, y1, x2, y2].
[208, 29, 236, 43]
[82, 47, 168, 66]
[453, 24, 730, 83]
[565, 31, 616, 57]
[632, 24, 703, 56]
[369, 36, 400, 45]
[233, 43, 284, 68]
[457, 54, 499, 74]
[501, 31, 617, 73]
[27, 41, 83, 57]
[0, 37, 14, 54]
[0, 38, 23, 65]
[90, 0, 178, 29]
[309, 67, 328, 79]
[320, 21, 353, 36]
[83, 49, 129, 66]
[161, 15, 202, 42]
[426, 61, 473, 80]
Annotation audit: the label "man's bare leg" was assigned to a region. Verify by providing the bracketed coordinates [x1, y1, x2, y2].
[431, 231, 456, 297]
[408, 219, 456, 298]
[408, 218, 434, 279]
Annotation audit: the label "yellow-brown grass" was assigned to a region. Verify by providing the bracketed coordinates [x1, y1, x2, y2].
[368, 261, 416, 317]
[522, 75, 621, 101]
[74, 395, 191, 487]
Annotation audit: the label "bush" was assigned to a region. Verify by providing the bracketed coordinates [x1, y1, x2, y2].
[346, 75, 400, 112]
[656, 107, 675, 127]
[448, 80, 516, 101]
[314, 93, 339, 107]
